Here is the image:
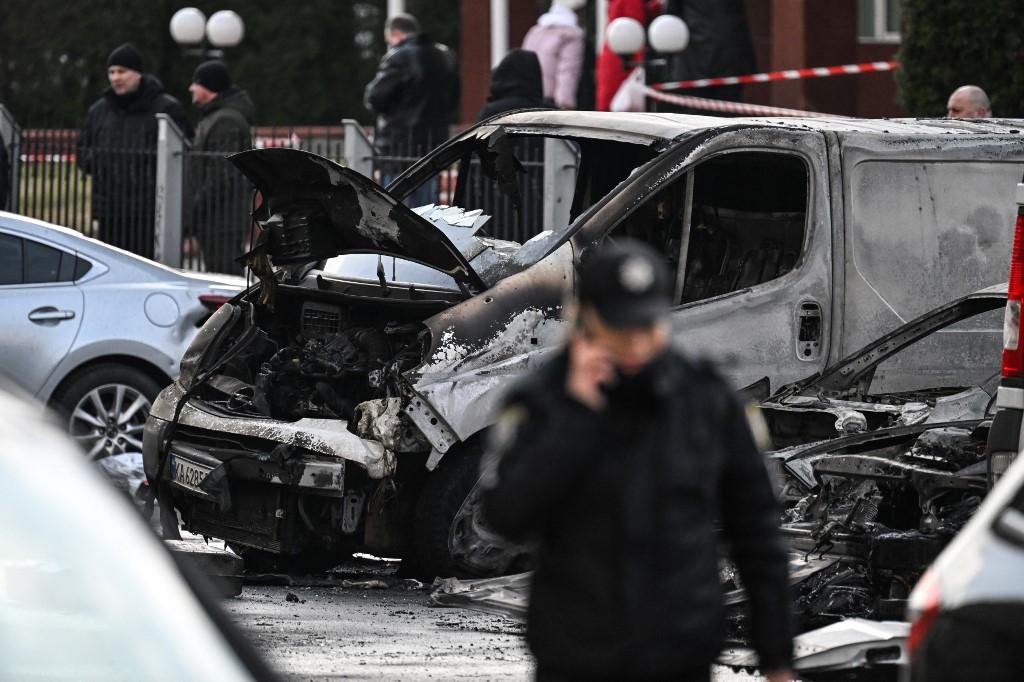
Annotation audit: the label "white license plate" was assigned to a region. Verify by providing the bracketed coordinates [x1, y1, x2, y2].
[170, 455, 213, 494]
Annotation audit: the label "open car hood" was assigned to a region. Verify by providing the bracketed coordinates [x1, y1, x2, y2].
[229, 148, 486, 291]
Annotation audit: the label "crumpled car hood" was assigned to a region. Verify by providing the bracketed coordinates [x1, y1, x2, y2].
[229, 148, 485, 291]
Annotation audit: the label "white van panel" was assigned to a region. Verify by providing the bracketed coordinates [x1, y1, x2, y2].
[843, 150, 1022, 391]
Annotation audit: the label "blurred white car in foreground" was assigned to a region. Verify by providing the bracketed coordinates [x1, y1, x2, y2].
[906, 446, 1024, 681]
[0, 386, 274, 680]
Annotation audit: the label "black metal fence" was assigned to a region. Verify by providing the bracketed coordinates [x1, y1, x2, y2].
[13, 128, 97, 236]
[180, 126, 348, 274]
[4, 118, 550, 274]
[5, 124, 348, 272]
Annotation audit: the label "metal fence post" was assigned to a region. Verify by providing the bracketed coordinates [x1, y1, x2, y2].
[342, 119, 374, 178]
[543, 138, 578, 231]
[0, 104, 21, 212]
[154, 113, 185, 267]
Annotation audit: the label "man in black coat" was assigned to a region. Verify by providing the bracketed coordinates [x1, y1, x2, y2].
[188, 60, 255, 274]
[364, 13, 459, 205]
[481, 240, 793, 682]
[477, 49, 546, 122]
[78, 44, 192, 257]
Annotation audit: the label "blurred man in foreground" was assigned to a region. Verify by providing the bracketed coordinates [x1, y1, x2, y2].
[481, 239, 793, 682]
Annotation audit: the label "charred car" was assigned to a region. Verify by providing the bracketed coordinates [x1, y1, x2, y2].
[760, 418, 990, 636]
[144, 112, 1020, 576]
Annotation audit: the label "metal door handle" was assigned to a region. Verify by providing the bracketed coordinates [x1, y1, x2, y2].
[28, 307, 76, 322]
[796, 300, 823, 361]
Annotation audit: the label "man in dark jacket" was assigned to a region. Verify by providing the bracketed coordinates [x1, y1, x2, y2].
[188, 60, 255, 274]
[477, 49, 546, 121]
[481, 240, 793, 682]
[663, 0, 757, 113]
[78, 43, 192, 257]
[364, 13, 459, 205]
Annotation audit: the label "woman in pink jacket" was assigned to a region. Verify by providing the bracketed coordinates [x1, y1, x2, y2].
[522, 0, 585, 109]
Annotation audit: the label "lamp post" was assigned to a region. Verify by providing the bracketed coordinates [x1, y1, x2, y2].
[606, 14, 689, 111]
[170, 7, 245, 58]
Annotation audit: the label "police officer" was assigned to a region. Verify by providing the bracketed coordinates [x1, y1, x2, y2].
[480, 239, 793, 682]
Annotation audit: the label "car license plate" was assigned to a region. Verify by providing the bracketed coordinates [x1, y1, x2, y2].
[170, 455, 213, 494]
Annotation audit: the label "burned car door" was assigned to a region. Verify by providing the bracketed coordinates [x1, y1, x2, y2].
[574, 127, 833, 389]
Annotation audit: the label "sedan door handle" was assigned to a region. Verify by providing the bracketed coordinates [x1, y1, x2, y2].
[28, 306, 76, 322]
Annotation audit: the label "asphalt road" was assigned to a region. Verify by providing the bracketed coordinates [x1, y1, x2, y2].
[223, 567, 765, 681]
[225, 582, 533, 680]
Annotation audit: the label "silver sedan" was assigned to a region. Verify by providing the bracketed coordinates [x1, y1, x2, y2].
[0, 212, 244, 459]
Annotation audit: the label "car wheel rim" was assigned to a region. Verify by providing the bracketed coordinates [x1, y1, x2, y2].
[69, 383, 151, 461]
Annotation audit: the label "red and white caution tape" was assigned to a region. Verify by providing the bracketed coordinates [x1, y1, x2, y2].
[643, 86, 836, 118]
[651, 60, 898, 92]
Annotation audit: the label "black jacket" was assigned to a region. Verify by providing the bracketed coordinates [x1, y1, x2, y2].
[77, 75, 191, 254]
[668, 0, 756, 82]
[481, 349, 792, 677]
[477, 49, 545, 122]
[190, 88, 255, 273]
[193, 88, 254, 154]
[363, 34, 459, 154]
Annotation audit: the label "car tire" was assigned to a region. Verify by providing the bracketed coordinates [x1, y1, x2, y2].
[413, 444, 482, 580]
[51, 363, 164, 461]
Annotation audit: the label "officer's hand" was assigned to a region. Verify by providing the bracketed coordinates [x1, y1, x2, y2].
[765, 670, 794, 682]
[566, 334, 615, 411]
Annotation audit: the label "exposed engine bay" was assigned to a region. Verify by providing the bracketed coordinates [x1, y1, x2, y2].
[197, 289, 431, 432]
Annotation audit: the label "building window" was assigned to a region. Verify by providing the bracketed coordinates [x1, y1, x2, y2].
[858, 0, 901, 43]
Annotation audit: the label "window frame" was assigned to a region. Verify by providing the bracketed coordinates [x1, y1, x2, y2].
[600, 146, 814, 308]
[679, 148, 812, 307]
[857, 0, 901, 44]
[0, 229, 89, 289]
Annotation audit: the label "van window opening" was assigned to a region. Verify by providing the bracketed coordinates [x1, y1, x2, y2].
[681, 152, 808, 304]
[607, 151, 809, 305]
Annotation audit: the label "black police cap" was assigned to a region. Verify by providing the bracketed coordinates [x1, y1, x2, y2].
[578, 239, 672, 329]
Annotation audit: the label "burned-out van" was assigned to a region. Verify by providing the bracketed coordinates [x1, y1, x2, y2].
[143, 111, 1024, 576]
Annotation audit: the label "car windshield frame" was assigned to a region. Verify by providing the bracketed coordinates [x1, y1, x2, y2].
[383, 121, 680, 268]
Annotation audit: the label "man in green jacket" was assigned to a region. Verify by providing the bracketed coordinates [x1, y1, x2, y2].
[189, 60, 255, 274]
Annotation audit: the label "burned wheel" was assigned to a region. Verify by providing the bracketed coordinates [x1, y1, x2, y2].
[413, 445, 482, 580]
[52, 364, 162, 461]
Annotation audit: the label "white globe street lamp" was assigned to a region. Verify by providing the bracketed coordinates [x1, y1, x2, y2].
[169, 7, 206, 45]
[206, 10, 245, 48]
[605, 14, 690, 113]
[647, 14, 689, 54]
[170, 7, 245, 57]
[605, 17, 646, 56]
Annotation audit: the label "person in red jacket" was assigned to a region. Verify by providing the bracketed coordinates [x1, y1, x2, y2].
[595, 0, 663, 111]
